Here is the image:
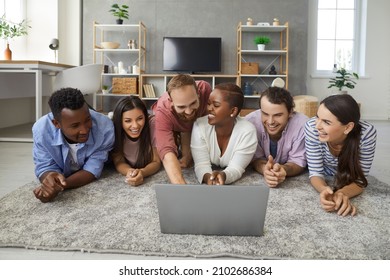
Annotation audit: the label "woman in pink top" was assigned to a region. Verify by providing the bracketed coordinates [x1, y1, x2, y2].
[111, 96, 161, 186]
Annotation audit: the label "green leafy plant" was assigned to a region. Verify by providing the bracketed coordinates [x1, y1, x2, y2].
[109, 4, 129, 23]
[328, 68, 359, 91]
[253, 36, 271, 45]
[102, 85, 109, 90]
[0, 15, 31, 42]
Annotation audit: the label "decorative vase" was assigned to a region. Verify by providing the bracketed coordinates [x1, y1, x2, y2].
[4, 43, 12, 60]
[243, 82, 253, 96]
[269, 65, 277, 75]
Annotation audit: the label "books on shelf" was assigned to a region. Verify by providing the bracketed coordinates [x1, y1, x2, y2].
[143, 84, 156, 98]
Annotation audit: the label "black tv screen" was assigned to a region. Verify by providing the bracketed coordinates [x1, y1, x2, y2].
[163, 37, 222, 73]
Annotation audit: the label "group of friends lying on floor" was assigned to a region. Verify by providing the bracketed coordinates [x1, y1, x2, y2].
[32, 74, 376, 217]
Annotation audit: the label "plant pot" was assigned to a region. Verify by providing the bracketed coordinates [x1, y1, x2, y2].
[102, 89, 109, 94]
[257, 44, 265, 51]
[116, 19, 123, 24]
[331, 89, 348, 95]
[4, 43, 12, 60]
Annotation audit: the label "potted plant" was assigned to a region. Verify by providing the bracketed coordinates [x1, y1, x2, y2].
[109, 4, 129, 24]
[328, 68, 359, 94]
[102, 85, 110, 94]
[254, 35, 271, 51]
[0, 15, 31, 60]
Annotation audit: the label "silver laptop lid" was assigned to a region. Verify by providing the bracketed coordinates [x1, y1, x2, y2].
[155, 184, 269, 237]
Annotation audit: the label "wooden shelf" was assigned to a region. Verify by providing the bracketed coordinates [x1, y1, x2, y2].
[139, 74, 239, 100]
[92, 21, 146, 112]
[240, 25, 288, 32]
[241, 50, 287, 55]
[237, 21, 289, 93]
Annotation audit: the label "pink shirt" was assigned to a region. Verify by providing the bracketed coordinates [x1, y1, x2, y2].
[151, 80, 212, 160]
[245, 110, 309, 168]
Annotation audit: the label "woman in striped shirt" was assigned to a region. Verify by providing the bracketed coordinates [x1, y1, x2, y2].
[304, 94, 376, 216]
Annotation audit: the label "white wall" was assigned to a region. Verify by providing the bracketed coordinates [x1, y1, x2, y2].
[25, 0, 58, 62]
[307, 0, 390, 120]
[58, 0, 81, 66]
[24, 0, 81, 65]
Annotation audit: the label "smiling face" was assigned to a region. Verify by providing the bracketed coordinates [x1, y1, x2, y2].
[121, 108, 146, 139]
[52, 103, 92, 144]
[207, 89, 233, 126]
[315, 103, 353, 144]
[170, 85, 200, 122]
[260, 96, 291, 141]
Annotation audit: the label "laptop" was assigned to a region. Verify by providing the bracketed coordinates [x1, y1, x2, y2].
[154, 184, 270, 237]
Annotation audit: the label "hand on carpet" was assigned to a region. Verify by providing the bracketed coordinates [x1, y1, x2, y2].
[320, 187, 357, 216]
[33, 172, 65, 203]
[125, 168, 144, 186]
[320, 187, 336, 212]
[333, 191, 357, 216]
[33, 184, 62, 203]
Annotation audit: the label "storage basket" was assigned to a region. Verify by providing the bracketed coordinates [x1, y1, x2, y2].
[112, 77, 138, 94]
[293, 95, 318, 118]
[241, 62, 259, 74]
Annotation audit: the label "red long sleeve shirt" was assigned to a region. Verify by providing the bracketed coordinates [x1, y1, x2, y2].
[151, 80, 212, 160]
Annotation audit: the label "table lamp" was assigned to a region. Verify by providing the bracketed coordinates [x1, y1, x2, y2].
[49, 38, 59, 63]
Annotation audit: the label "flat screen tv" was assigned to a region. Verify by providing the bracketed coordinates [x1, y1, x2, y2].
[163, 37, 222, 73]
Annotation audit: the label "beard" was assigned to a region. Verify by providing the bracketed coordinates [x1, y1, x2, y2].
[173, 108, 198, 123]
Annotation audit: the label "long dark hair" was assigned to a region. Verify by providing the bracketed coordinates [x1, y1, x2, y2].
[112, 96, 153, 168]
[321, 94, 367, 189]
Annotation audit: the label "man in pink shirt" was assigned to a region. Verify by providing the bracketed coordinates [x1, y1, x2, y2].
[151, 74, 212, 184]
[245, 87, 308, 188]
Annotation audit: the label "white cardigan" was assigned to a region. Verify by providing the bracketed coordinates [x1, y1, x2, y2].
[191, 116, 258, 184]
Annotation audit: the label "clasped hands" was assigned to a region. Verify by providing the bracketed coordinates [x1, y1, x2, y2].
[125, 168, 144, 186]
[33, 172, 66, 203]
[203, 171, 226, 185]
[320, 187, 356, 216]
[263, 155, 287, 187]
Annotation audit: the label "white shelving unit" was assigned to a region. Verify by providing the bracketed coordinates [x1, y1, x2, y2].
[139, 74, 239, 107]
[92, 21, 146, 112]
[237, 22, 289, 96]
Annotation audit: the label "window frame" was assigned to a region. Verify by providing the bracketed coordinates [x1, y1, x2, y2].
[1, 0, 26, 50]
[311, 0, 367, 77]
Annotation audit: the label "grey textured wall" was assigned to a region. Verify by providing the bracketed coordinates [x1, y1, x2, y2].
[83, 0, 308, 94]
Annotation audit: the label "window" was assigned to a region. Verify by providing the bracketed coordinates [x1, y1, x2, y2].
[1, 0, 28, 59]
[0, 0, 24, 26]
[315, 0, 366, 74]
[1, 0, 25, 44]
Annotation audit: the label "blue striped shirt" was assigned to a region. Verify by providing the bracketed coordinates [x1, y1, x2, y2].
[304, 117, 377, 178]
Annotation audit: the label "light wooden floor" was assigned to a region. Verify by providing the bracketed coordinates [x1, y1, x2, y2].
[0, 120, 389, 259]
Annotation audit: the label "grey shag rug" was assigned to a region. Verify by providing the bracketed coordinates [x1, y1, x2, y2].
[0, 167, 389, 259]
